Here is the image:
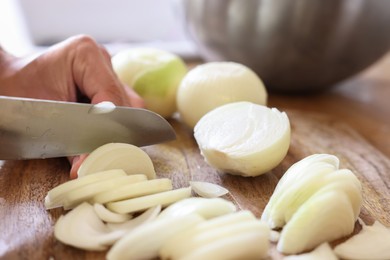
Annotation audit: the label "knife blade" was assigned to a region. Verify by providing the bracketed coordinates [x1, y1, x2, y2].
[0, 96, 176, 160]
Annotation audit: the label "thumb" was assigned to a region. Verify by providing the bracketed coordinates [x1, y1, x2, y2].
[69, 154, 89, 179]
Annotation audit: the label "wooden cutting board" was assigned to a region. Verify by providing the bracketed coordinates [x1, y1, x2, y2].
[0, 109, 389, 259]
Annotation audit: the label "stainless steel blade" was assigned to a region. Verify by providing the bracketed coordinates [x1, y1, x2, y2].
[0, 96, 176, 159]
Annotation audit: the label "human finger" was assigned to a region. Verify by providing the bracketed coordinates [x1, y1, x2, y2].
[69, 154, 89, 179]
[68, 35, 143, 107]
[124, 85, 145, 108]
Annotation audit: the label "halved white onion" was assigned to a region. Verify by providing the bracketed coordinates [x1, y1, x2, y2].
[107, 187, 192, 214]
[45, 169, 128, 209]
[92, 178, 173, 204]
[190, 181, 229, 198]
[177, 62, 268, 129]
[194, 101, 290, 177]
[77, 143, 156, 179]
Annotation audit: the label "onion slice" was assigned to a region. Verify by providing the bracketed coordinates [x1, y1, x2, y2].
[107, 187, 192, 214]
[269, 230, 280, 243]
[77, 143, 156, 179]
[284, 243, 337, 260]
[160, 210, 258, 258]
[170, 223, 268, 259]
[261, 154, 362, 254]
[93, 203, 132, 223]
[107, 205, 161, 232]
[54, 203, 123, 251]
[107, 214, 204, 260]
[194, 101, 290, 177]
[161, 211, 270, 260]
[177, 231, 269, 260]
[45, 169, 128, 209]
[334, 221, 390, 260]
[63, 174, 147, 210]
[92, 178, 173, 204]
[158, 197, 236, 220]
[262, 156, 342, 228]
[55, 203, 163, 251]
[189, 181, 229, 198]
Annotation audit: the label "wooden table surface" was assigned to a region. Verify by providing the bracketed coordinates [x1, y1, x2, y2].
[1, 52, 389, 260]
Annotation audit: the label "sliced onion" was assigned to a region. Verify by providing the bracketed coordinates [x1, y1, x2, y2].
[77, 143, 156, 179]
[54, 203, 123, 251]
[189, 181, 229, 198]
[107, 214, 204, 260]
[93, 203, 132, 223]
[269, 230, 280, 243]
[92, 178, 173, 204]
[334, 221, 390, 260]
[160, 210, 257, 259]
[163, 217, 270, 260]
[262, 154, 341, 227]
[276, 189, 359, 254]
[107, 205, 161, 232]
[261, 154, 362, 254]
[54, 203, 164, 252]
[45, 169, 128, 209]
[190, 210, 257, 234]
[284, 243, 337, 260]
[162, 219, 269, 260]
[107, 187, 192, 214]
[158, 197, 236, 220]
[63, 174, 147, 210]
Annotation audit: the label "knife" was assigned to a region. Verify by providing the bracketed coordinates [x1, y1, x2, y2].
[0, 96, 176, 160]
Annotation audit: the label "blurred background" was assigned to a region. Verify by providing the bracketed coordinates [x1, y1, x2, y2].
[1, 0, 390, 93]
[0, 0, 198, 58]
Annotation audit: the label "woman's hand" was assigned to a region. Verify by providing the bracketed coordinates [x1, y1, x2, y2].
[0, 35, 144, 178]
